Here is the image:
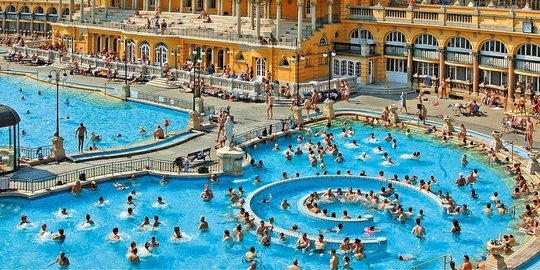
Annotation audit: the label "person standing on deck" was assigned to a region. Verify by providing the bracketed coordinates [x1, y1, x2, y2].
[76, 123, 87, 153]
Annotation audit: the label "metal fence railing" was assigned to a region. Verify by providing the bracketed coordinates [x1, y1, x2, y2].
[234, 121, 288, 146]
[8, 157, 219, 193]
[19, 145, 52, 161]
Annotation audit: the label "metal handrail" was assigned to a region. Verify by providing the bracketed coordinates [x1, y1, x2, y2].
[9, 157, 219, 193]
[410, 254, 453, 270]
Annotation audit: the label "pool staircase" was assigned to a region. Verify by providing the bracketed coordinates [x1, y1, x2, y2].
[72, 7, 134, 24]
[146, 77, 180, 89]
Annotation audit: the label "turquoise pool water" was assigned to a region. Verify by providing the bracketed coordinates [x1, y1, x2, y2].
[0, 121, 517, 269]
[0, 74, 188, 154]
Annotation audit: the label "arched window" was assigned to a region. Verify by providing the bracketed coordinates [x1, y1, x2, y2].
[7, 5, 16, 13]
[280, 58, 289, 67]
[350, 29, 374, 44]
[140, 41, 150, 64]
[236, 52, 244, 62]
[385, 31, 406, 44]
[517, 44, 540, 59]
[154, 42, 168, 67]
[127, 39, 135, 63]
[480, 40, 507, 55]
[384, 31, 407, 57]
[96, 36, 102, 53]
[319, 38, 328, 45]
[112, 38, 118, 53]
[217, 49, 224, 68]
[20, 6, 30, 14]
[62, 8, 69, 16]
[256, 58, 266, 78]
[447, 37, 471, 50]
[34, 7, 44, 14]
[446, 36, 473, 65]
[205, 48, 212, 68]
[47, 7, 58, 15]
[104, 37, 110, 52]
[414, 34, 438, 47]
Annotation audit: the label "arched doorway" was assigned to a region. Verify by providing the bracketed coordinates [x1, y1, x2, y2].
[154, 42, 168, 66]
[256, 58, 266, 79]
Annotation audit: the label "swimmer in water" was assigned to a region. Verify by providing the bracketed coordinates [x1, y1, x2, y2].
[152, 215, 161, 228]
[50, 252, 70, 267]
[281, 199, 291, 210]
[52, 229, 66, 241]
[39, 224, 48, 236]
[411, 218, 425, 238]
[139, 126, 147, 135]
[156, 197, 166, 205]
[198, 216, 209, 231]
[139, 216, 150, 228]
[147, 236, 159, 247]
[461, 154, 469, 166]
[398, 255, 416, 261]
[108, 227, 120, 241]
[60, 208, 68, 216]
[82, 214, 95, 226]
[18, 215, 30, 226]
[65, 99, 70, 105]
[129, 248, 140, 263]
[172, 226, 182, 240]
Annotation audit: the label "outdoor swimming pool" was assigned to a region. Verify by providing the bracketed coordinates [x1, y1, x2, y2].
[0, 74, 188, 154]
[0, 120, 520, 269]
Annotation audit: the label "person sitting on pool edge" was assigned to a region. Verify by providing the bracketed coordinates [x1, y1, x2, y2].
[153, 125, 165, 139]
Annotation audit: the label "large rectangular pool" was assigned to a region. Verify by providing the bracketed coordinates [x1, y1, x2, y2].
[0, 74, 188, 154]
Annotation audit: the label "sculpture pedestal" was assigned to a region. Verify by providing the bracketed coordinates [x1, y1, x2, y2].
[323, 99, 335, 119]
[292, 106, 304, 127]
[491, 130, 503, 151]
[388, 104, 399, 124]
[216, 147, 245, 176]
[486, 241, 507, 270]
[188, 111, 201, 131]
[527, 151, 540, 175]
[122, 84, 131, 100]
[443, 115, 455, 134]
[51, 136, 65, 161]
[195, 97, 204, 114]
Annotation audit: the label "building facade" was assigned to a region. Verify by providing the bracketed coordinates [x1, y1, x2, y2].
[2, 0, 540, 98]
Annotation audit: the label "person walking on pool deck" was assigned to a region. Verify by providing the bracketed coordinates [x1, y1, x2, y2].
[76, 123, 87, 153]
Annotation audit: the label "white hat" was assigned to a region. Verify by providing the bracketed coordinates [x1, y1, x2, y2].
[459, 173, 463, 176]
[91, 181, 96, 185]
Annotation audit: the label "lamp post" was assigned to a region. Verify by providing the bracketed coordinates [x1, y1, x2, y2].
[323, 48, 336, 100]
[121, 38, 130, 100]
[48, 68, 67, 161]
[48, 69, 68, 137]
[291, 50, 305, 106]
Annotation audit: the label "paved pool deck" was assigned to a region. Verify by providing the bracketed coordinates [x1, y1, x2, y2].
[2, 59, 540, 181]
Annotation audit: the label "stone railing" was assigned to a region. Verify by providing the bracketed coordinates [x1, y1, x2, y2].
[52, 21, 298, 49]
[10, 46, 358, 100]
[349, 5, 540, 33]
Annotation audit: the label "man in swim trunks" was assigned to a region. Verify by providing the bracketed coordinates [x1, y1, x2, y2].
[153, 125, 165, 139]
[52, 252, 70, 267]
[75, 123, 87, 152]
[411, 218, 425, 238]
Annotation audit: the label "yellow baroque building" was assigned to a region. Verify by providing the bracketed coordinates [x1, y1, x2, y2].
[3, 0, 540, 99]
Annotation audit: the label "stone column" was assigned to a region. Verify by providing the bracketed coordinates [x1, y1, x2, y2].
[438, 47, 446, 83]
[328, 0, 333, 23]
[204, 0, 208, 11]
[105, 0, 109, 18]
[236, 0, 241, 38]
[507, 55, 515, 101]
[69, 0, 73, 21]
[80, 0, 85, 22]
[192, 0, 196, 13]
[143, 0, 146, 10]
[155, 0, 160, 12]
[255, 0, 260, 38]
[407, 44, 413, 84]
[276, 0, 281, 40]
[169, 0, 172, 11]
[180, 0, 183, 12]
[472, 51, 479, 95]
[91, 0, 96, 23]
[250, 0, 255, 30]
[220, 0, 224, 15]
[297, 0, 303, 47]
[122, 0, 126, 9]
[310, 1, 316, 32]
[59, 0, 63, 21]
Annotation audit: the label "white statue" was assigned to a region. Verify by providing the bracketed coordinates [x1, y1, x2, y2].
[225, 116, 235, 149]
